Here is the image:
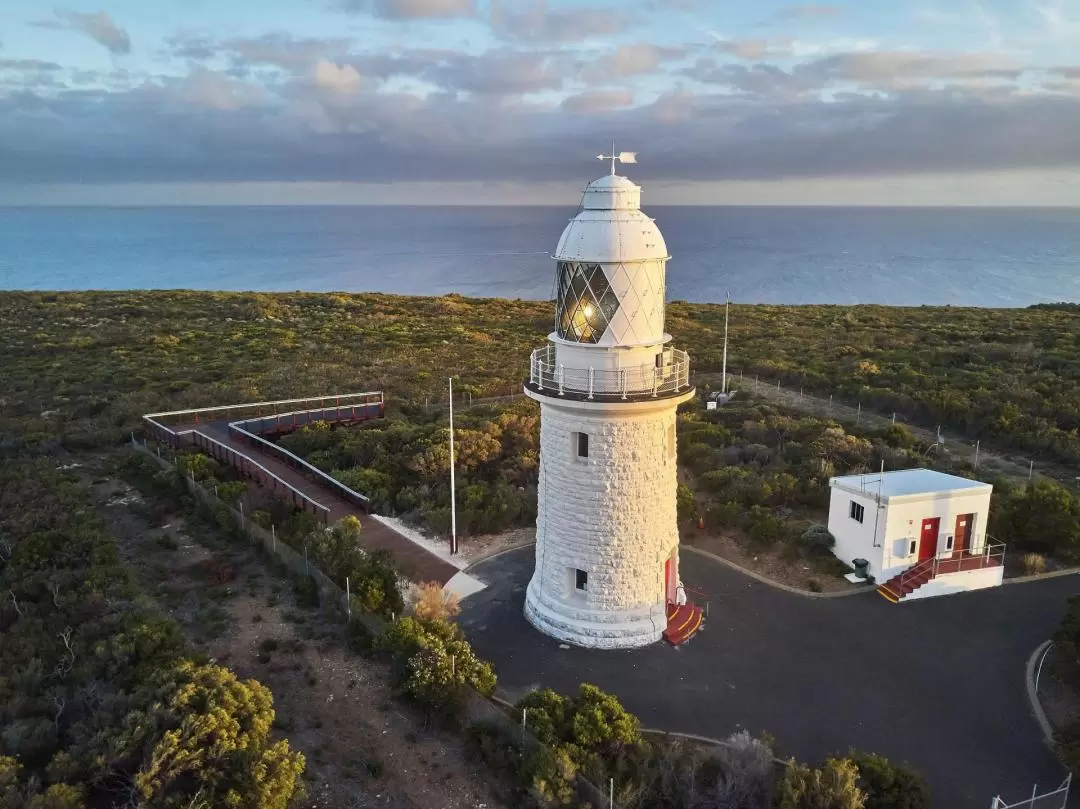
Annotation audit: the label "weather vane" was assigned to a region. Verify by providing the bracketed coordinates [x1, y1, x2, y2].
[596, 142, 637, 175]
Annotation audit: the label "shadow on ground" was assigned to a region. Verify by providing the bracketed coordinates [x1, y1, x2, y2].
[459, 545, 1079, 809]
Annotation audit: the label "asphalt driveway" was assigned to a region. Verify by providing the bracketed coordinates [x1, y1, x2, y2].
[458, 545, 1079, 809]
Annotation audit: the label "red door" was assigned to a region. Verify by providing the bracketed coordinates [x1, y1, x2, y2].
[664, 559, 672, 603]
[919, 518, 940, 563]
[954, 514, 972, 557]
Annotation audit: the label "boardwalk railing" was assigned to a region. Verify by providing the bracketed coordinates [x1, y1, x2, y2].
[141, 420, 331, 522]
[229, 418, 372, 512]
[145, 391, 384, 429]
[142, 392, 385, 523]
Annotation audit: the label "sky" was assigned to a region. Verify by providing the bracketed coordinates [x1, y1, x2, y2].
[1, 0, 1079, 205]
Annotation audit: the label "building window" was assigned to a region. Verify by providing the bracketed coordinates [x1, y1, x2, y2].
[554, 261, 620, 343]
[575, 569, 588, 591]
[849, 501, 865, 523]
[574, 431, 589, 459]
[667, 424, 676, 460]
[909, 540, 917, 556]
[945, 535, 954, 551]
[655, 352, 664, 368]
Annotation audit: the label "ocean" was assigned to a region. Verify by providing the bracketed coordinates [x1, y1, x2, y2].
[1, 205, 1077, 306]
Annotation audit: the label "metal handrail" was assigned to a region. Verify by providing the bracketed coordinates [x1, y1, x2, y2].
[145, 391, 384, 426]
[143, 416, 331, 520]
[529, 344, 690, 398]
[897, 540, 1006, 592]
[229, 420, 371, 510]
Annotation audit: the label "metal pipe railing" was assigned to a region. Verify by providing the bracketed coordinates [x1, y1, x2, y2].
[528, 345, 690, 397]
[897, 540, 1006, 592]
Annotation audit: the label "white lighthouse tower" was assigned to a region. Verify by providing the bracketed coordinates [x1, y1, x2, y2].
[523, 152, 697, 649]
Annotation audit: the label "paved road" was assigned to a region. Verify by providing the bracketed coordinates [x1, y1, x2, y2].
[459, 546, 1079, 808]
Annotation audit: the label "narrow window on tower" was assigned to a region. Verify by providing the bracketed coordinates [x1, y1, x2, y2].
[575, 569, 588, 591]
[574, 431, 589, 459]
[667, 424, 676, 460]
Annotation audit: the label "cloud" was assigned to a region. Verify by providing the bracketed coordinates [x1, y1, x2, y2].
[713, 38, 795, 60]
[313, 60, 364, 92]
[492, 5, 637, 43]
[339, 0, 476, 20]
[582, 44, 686, 82]
[561, 89, 635, 114]
[0, 58, 64, 71]
[775, 5, 844, 20]
[33, 9, 131, 55]
[166, 33, 353, 73]
[686, 50, 1024, 96]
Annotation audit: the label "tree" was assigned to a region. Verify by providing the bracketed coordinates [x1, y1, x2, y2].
[851, 751, 931, 809]
[134, 661, 305, 809]
[996, 480, 1080, 558]
[777, 757, 866, 809]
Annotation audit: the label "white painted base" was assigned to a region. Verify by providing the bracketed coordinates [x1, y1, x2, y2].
[901, 565, 1004, 601]
[524, 579, 666, 649]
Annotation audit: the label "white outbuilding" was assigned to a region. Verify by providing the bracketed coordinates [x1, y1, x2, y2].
[828, 468, 1005, 602]
[522, 153, 701, 648]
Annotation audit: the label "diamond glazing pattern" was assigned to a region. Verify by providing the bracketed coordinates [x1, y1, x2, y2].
[555, 261, 620, 343]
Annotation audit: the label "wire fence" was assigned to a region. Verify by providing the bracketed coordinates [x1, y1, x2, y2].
[707, 371, 1047, 485]
[132, 442, 616, 808]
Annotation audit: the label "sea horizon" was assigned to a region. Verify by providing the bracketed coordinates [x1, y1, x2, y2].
[2, 205, 1077, 307]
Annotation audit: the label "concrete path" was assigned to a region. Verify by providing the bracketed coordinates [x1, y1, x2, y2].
[459, 545, 1079, 809]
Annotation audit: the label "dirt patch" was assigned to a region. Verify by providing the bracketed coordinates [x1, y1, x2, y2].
[94, 472, 507, 809]
[682, 528, 858, 594]
[460, 526, 534, 563]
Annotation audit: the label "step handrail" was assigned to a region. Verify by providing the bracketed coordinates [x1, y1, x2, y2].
[895, 539, 1007, 594]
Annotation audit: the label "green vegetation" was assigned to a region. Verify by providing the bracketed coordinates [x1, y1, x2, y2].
[279, 404, 538, 536]
[3, 292, 1078, 468]
[0, 459, 305, 808]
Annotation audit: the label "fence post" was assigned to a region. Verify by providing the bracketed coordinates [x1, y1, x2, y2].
[856, 402, 861, 426]
[272, 524, 277, 554]
[305, 544, 309, 577]
[521, 707, 528, 746]
[346, 576, 351, 619]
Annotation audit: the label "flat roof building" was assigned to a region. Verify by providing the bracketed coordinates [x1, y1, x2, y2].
[828, 469, 1003, 603]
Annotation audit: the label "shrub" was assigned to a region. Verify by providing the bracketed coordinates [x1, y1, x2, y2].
[1055, 595, 1080, 667]
[1055, 721, 1080, 777]
[377, 616, 496, 725]
[800, 524, 836, 555]
[293, 575, 320, 608]
[411, 581, 461, 623]
[776, 757, 866, 809]
[851, 751, 931, 809]
[1020, 552, 1047, 575]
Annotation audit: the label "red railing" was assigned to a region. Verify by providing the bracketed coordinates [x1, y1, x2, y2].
[897, 539, 1006, 592]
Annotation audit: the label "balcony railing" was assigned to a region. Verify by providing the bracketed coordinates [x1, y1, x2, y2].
[529, 344, 691, 399]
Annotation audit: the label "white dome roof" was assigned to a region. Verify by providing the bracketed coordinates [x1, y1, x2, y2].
[555, 173, 668, 263]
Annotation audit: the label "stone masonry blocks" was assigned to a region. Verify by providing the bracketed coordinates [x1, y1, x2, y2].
[524, 398, 681, 648]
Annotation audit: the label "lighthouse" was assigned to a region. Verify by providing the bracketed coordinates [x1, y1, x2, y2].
[522, 152, 696, 649]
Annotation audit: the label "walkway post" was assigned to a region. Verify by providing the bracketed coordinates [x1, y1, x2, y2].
[449, 377, 458, 555]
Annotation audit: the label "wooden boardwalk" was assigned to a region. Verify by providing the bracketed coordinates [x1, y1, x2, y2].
[147, 395, 460, 586]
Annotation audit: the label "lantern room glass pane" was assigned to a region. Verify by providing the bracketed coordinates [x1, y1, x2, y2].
[554, 262, 619, 344]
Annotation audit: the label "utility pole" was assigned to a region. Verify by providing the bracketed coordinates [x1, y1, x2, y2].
[449, 377, 458, 555]
[721, 296, 729, 394]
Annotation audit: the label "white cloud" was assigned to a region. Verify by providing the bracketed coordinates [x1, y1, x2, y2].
[313, 60, 363, 93]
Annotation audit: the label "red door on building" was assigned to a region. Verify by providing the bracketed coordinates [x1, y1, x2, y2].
[664, 559, 672, 603]
[953, 513, 972, 557]
[919, 518, 940, 563]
